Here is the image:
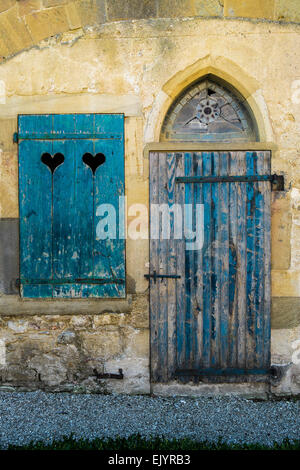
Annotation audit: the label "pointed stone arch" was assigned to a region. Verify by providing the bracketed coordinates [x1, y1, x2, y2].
[160, 75, 259, 143]
[145, 57, 273, 144]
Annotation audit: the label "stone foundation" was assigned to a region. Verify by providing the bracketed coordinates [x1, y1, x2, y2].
[0, 294, 150, 394]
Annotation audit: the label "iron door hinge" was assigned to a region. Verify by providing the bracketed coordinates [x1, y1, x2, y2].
[93, 368, 124, 380]
[13, 132, 18, 143]
[175, 174, 285, 191]
[144, 270, 181, 284]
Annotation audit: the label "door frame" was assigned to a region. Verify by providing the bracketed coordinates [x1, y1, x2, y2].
[145, 142, 277, 385]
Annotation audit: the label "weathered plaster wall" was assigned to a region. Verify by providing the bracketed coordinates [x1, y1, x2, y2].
[0, 7, 300, 395]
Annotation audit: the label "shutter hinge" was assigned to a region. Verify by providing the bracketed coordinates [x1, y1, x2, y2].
[13, 132, 18, 143]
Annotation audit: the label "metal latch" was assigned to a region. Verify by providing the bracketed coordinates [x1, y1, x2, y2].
[144, 270, 181, 284]
[93, 368, 124, 380]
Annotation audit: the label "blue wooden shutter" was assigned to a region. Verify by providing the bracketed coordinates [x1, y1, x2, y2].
[18, 114, 125, 298]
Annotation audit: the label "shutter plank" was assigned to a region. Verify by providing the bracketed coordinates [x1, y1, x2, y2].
[93, 138, 125, 298]
[19, 140, 52, 298]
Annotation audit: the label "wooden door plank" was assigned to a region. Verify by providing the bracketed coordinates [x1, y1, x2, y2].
[210, 151, 220, 367]
[175, 153, 186, 372]
[166, 152, 177, 380]
[228, 151, 239, 367]
[193, 152, 203, 370]
[202, 152, 212, 368]
[245, 151, 257, 369]
[184, 152, 194, 371]
[150, 151, 160, 382]
[253, 151, 265, 367]
[157, 153, 169, 382]
[262, 151, 271, 367]
[219, 151, 230, 368]
[236, 152, 247, 368]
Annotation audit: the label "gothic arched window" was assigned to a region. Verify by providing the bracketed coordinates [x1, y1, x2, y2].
[160, 77, 258, 142]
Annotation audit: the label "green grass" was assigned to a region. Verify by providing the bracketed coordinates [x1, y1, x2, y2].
[5, 435, 300, 451]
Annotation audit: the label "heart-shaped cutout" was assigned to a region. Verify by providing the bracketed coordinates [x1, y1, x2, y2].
[82, 152, 106, 174]
[41, 152, 65, 173]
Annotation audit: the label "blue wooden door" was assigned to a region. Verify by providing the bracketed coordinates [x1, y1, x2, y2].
[18, 114, 125, 298]
[149, 151, 271, 382]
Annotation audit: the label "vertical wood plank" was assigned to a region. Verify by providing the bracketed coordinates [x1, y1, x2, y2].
[93, 138, 125, 298]
[166, 152, 177, 380]
[19, 139, 53, 298]
[219, 151, 229, 368]
[245, 151, 257, 369]
[193, 153, 203, 370]
[210, 151, 220, 367]
[228, 152, 239, 367]
[236, 152, 247, 368]
[262, 151, 271, 368]
[184, 152, 194, 371]
[175, 153, 186, 372]
[150, 151, 160, 382]
[52, 139, 82, 298]
[158, 152, 168, 381]
[202, 152, 212, 368]
[253, 151, 265, 367]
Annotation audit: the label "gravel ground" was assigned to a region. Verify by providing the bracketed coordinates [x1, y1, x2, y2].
[0, 391, 299, 448]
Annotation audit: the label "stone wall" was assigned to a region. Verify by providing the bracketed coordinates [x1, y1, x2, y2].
[0, 6, 300, 396]
[0, 295, 150, 393]
[0, 1, 300, 63]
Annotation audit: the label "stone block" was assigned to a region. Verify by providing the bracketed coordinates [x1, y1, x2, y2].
[194, 0, 223, 17]
[272, 270, 300, 297]
[0, 219, 19, 295]
[0, 5, 33, 51]
[18, 0, 42, 16]
[0, 151, 18, 218]
[25, 5, 69, 42]
[0, 37, 10, 59]
[0, 0, 15, 14]
[272, 297, 300, 329]
[224, 0, 275, 20]
[125, 328, 149, 357]
[65, 2, 82, 29]
[271, 195, 292, 270]
[81, 329, 122, 360]
[107, 0, 156, 21]
[74, 0, 105, 26]
[43, 0, 68, 6]
[275, 0, 300, 22]
[157, 0, 194, 18]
